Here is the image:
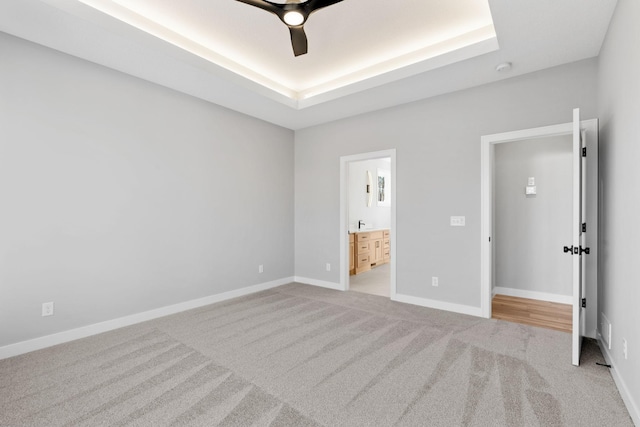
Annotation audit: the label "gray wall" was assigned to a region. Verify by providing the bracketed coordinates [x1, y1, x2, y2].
[494, 136, 573, 296]
[295, 59, 597, 308]
[0, 33, 294, 347]
[597, 0, 640, 418]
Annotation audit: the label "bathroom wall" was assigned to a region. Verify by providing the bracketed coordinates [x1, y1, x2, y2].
[348, 158, 391, 232]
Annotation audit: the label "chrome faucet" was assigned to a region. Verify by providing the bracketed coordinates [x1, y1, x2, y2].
[358, 220, 365, 230]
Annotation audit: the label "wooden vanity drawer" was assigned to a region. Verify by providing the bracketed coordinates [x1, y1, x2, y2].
[357, 241, 370, 253]
[357, 254, 370, 267]
[369, 230, 384, 240]
[356, 232, 370, 241]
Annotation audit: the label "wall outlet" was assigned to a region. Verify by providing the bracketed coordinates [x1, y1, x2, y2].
[622, 338, 628, 360]
[326, 263, 331, 271]
[42, 302, 54, 317]
[258, 264, 264, 273]
[432, 277, 439, 287]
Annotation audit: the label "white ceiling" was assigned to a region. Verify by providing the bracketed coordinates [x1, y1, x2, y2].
[0, 0, 617, 130]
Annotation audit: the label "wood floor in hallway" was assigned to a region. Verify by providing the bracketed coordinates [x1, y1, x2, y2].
[492, 294, 572, 333]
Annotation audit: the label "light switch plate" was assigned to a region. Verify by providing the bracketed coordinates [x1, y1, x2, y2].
[525, 186, 537, 195]
[450, 216, 465, 226]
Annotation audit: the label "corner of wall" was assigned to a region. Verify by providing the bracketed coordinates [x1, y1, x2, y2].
[597, 334, 640, 426]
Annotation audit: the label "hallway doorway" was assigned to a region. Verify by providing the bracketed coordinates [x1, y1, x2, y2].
[480, 112, 599, 366]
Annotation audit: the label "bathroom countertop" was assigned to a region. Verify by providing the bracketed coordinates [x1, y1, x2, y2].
[348, 228, 389, 234]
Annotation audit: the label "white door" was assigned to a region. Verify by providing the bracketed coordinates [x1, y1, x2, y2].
[571, 108, 587, 366]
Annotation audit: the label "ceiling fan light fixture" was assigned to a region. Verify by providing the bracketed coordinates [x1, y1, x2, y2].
[283, 10, 304, 26]
[236, 0, 344, 55]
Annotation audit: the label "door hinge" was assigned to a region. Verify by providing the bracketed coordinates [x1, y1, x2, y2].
[582, 298, 586, 308]
[582, 223, 587, 233]
[582, 147, 587, 157]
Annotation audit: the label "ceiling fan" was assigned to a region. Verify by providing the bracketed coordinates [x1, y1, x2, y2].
[235, 0, 344, 56]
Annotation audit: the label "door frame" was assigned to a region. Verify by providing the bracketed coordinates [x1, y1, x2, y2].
[339, 149, 396, 296]
[480, 119, 598, 319]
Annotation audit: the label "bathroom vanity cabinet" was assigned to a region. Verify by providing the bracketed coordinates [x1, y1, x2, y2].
[351, 229, 390, 275]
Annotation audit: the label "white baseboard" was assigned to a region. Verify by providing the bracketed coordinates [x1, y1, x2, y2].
[393, 293, 482, 317]
[598, 334, 640, 426]
[493, 287, 573, 305]
[294, 277, 483, 318]
[295, 278, 482, 318]
[0, 276, 294, 360]
[294, 276, 343, 291]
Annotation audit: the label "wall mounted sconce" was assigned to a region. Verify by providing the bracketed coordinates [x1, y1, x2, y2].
[366, 170, 373, 207]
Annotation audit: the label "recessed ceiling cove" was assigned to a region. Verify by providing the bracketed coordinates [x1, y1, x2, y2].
[77, 0, 497, 106]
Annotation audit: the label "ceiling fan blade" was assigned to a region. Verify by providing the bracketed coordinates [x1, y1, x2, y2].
[289, 26, 308, 56]
[307, 0, 343, 13]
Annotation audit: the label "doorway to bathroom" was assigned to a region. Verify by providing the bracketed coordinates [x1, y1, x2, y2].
[339, 150, 396, 297]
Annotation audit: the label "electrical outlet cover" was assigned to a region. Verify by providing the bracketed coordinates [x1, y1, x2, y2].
[42, 302, 54, 317]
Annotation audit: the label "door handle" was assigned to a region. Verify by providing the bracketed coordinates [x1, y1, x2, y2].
[563, 245, 590, 255]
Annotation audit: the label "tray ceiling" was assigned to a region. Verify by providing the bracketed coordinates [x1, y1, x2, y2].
[0, 0, 618, 129]
[77, 0, 496, 103]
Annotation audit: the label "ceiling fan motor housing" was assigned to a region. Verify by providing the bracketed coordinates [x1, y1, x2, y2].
[236, 0, 344, 56]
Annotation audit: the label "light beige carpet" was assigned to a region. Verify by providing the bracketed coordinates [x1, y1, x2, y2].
[0, 283, 633, 426]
